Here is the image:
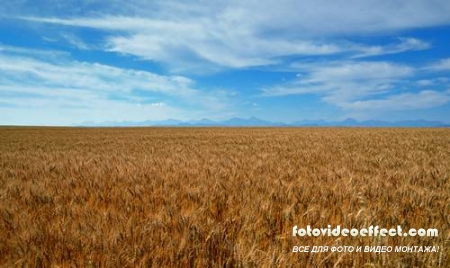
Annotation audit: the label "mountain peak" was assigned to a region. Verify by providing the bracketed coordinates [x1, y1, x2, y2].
[78, 118, 449, 127]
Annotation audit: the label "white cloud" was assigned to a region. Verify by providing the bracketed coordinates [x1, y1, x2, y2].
[262, 59, 450, 115]
[353, 38, 431, 58]
[416, 77, 449, 86]
[149, 102, 165, 107]
[342, 90, 450, 111]
[0, 44, 69, 59]
[0, 47, 235, 124]
[262, 61, 414, 100]
[416, 80, 435, 86]
[0, 53, 198, 96]
[25, 15, 342, 70]
[305, 61, 413, 82]
[60, 33, 90, 50]
[8, 0, 450, 35]
[232, 0, 450, 35]
[16, 0, 448, 71]
[106, 33, 342, 70]
[427, 58, 450, 71]
[19, 16, 188, 33]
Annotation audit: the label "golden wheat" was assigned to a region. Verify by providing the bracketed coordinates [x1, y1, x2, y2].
[0, 127, 449, 267]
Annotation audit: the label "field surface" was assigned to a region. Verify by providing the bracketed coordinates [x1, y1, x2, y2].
[0, 127, 449, 267]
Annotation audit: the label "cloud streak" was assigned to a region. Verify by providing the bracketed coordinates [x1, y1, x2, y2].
[342, 90, 450, 111]
[352, 38, 431, 58]
[0, 53, 198, 97]
[17, 0, 445, 72]
[0, 47, 235, 124]
[262, 60, 450, 115]
[20, 16, 344, 71]
[18, 0, 450, 34]
[263, 61, 414, 97]
[427, 58, 450, 71]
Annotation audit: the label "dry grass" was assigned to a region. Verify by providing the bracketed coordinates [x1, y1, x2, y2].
[0, 127, 449, 267]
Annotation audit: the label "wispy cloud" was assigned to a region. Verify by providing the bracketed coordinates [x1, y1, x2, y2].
[263, 61, 413, 99]
[416, 77, 449, 86]
[19, 16, 344, 71]
[262, 60, 450, 116]
[60, 33, 90, 50]
[22, 0, 447, 35]
[352, 38, 431, 58]
[0, 44, 69, 59]
[427, 58, 450, 71]
[16, 0, 445, 72]
[0, 47, 235, 124]
[341, 90, 450, 111]
[0, 53, 198, 97]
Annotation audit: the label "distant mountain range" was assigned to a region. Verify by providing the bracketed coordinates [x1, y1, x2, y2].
[79, 117, 450, 127]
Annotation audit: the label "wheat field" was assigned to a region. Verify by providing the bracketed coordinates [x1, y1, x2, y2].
[0, 127, 449, 267]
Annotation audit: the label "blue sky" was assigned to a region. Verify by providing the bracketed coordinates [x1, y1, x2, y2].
[1, 0, 450, 125]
